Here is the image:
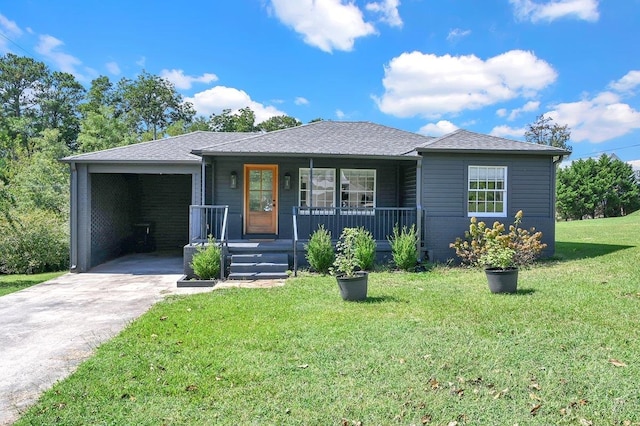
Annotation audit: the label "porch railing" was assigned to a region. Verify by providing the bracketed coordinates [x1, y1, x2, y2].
[292, 206, 422, 276]
[189, 205, 229, 279]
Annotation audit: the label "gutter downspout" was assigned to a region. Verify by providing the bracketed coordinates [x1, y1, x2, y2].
[415, 157, 423, 261]
[70, 162, 78, 272]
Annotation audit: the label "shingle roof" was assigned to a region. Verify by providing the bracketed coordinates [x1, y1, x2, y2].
[61, 131, 255, 163]
[196, 121, 433, 158]
[416, 129, 571, 155]
[61, 123, 569, 164]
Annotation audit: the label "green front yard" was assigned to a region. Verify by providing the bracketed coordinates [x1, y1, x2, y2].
[16, 214, 640, 425]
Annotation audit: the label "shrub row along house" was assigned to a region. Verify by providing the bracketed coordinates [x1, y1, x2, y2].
[61, 121, 569, 277]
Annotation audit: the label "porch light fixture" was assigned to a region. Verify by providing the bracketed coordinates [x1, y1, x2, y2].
[230, 171, 237, 189]
[284, 172, 291, 190]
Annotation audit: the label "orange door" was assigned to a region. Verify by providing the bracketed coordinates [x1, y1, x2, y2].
[244, 164, 278, 234]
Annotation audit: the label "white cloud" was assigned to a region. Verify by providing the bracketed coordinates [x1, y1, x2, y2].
[507, 100, 540, 120]
[269, 0, 376, 53]
[294, 96, 310, 105]
[375, 50, 557, 118]
[185, 86, 287, 124]
[627, 159, 640, 169]
[0, 14, 22, 36]
[608, 70, 640, 94]
[335, 109, 346, 119]
[546, 91, 640, 143]
[496, 108, 508, 117]
[106, 61, 121, 75]
[419, 120, 459, 136]
[510, 0, 599, 23]
[490, 125, 526, 138]
[136, 56, 146, 67]
[160, 69, 218, 90]
[35, 34, 95, 81]
[447, 28, 471, 42]
[0, 14, 23, 53]
[365, 0, 403, 28]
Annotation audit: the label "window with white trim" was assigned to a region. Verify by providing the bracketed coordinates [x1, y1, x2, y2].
[340, 169, 376, 209]
[468, 166, 507, 217]
[299, 168, 335, 208]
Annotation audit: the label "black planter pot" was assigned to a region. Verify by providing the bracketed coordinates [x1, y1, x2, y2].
[336, 272, 368, 301]
[485, 267, 518, 294]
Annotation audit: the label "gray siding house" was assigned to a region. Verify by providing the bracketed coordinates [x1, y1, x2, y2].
[62, 121, 569, 275]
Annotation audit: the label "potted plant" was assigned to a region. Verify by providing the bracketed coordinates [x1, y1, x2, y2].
[450, 211, 546, 294]
[331, 228, 368, 301]
[481, 239, 518, 294]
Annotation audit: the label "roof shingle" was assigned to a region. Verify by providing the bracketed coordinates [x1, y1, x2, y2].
[417, 129, 571, 155]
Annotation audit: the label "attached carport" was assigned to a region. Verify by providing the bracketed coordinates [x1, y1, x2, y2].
[67, 162, 202, 272]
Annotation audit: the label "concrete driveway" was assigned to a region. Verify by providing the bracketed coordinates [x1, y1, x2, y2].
[0, 253, 215, 425]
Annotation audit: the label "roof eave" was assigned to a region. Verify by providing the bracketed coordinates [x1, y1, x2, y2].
[416, 148, 571, 156]
[197, 151, 418, 161]
[59, 158, 201, 165]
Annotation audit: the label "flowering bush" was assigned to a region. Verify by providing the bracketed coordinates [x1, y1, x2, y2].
[450, 210, 547, 268]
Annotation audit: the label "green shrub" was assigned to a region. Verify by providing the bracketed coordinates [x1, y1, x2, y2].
[354, 227, 376, 271]
[0, 209, 69, 274]
[449, 210, 547, 268]
[305, 225, 334, 274]
[388, 224, 419, 271]
[190, 236, 221, 280]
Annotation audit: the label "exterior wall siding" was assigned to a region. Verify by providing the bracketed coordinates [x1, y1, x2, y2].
[136, 174, 192, 252]
[421, 153, 557, 262]
[209, 156, 417, 240]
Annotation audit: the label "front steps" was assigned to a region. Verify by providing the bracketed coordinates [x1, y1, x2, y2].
[228, 253, 289, 280]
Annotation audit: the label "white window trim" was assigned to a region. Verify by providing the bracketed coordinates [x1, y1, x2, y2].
[339, 168, 376, 215]
[467, 165, 507, 218]
[298, 168, 336, 215]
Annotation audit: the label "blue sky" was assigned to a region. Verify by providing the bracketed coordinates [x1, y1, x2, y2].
[1, 0, 639, 164]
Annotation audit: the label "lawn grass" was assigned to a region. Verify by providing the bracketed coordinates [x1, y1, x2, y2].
[16, 214, 640, 425]
[0, 271, 65, 297]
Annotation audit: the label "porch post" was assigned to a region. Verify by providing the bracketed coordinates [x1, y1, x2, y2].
[309, 157, 313, 231]
[200, 159, 206, 205]
[415, 157, 423, 260]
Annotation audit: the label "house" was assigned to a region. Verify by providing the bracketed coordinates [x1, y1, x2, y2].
[61, 121, 569, 277]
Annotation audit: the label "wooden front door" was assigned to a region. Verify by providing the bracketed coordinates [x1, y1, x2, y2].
[244, 164, 278, 234]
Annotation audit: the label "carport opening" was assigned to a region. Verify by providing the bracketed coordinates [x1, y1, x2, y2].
[90, 173, 192, 268]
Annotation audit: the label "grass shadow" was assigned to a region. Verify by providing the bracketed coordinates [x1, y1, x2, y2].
[515, 288, 536, 295]
[551, 242, 635, 262]
[0, 279, 41, 289]
[357, 295, 403, 304]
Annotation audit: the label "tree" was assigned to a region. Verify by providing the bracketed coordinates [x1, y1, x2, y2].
[165, 116, 211, 137]
[81, 76, 117, 117]
[0, 53, 49, 156]
[257, 115, 302, 132]
[118, 71, 195, 140]
[210, 107, 257, 132]
[525, 115, 572, 152]
[77, 106, 134, 152]
[38, 71, 85, 151]
[556, 155, 640, 220]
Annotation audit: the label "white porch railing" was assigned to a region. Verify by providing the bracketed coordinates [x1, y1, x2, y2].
[292, 206, 423, 276]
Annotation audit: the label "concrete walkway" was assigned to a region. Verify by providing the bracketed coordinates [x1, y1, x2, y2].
[0, 254, 216, 425]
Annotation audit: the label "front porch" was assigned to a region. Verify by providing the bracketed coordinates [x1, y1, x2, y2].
[185, 205, 425, 279]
